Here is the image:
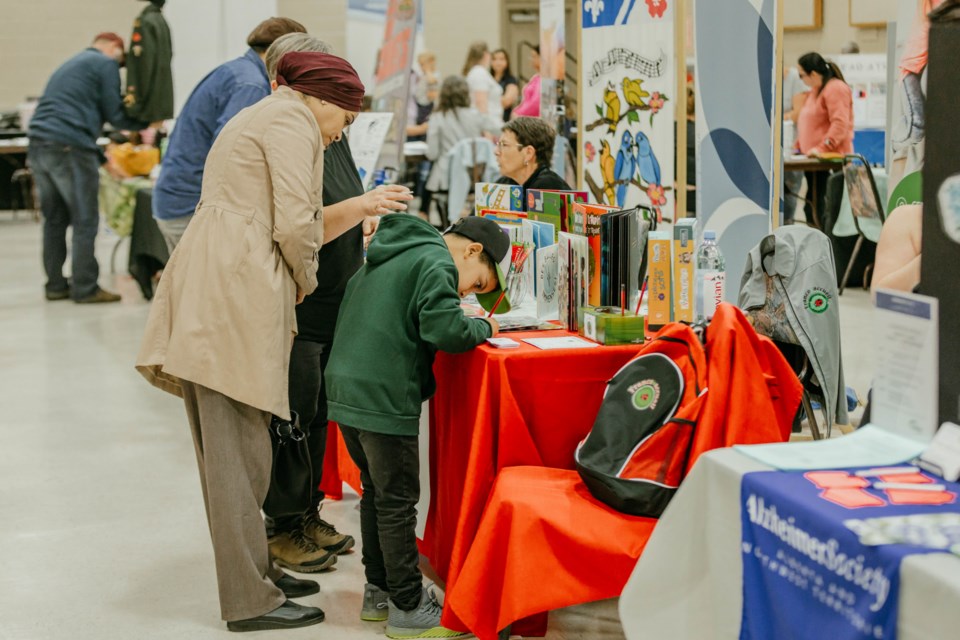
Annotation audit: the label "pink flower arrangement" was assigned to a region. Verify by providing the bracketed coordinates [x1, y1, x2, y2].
[646, 184, 667, 206]
[646, 0, 667, 19]
[648, 92, 665, 115]
[585, 141, 596, 164]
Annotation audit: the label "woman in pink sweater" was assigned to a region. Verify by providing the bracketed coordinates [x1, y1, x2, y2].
[796, 52, 854, 226]
[512, 45, 541, 118]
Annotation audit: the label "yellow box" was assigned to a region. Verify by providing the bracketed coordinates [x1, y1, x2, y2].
[647, 231, 672, 330]
[672, 219, 697, 323]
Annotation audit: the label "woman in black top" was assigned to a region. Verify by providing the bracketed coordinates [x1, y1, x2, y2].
[491, 48, 519, 121]
[495, 116, 571, 190]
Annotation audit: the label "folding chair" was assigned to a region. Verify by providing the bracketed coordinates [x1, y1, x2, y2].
[839, 153, 886, 294]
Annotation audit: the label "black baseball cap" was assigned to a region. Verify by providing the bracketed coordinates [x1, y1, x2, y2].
[445, 216, 512, 314]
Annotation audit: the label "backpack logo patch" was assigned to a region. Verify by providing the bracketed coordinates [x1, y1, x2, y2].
[628, 380, 661, 411]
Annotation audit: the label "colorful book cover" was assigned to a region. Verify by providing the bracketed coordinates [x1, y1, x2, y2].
[475, 183, 523, 214]
[478, 208, 527, 227]
[647, 230, 672, 329]
[557, 232, 589, 330]
[573, 202, 618, 306]
[672, 218, 698, 323]
[525, 189, 565, 240]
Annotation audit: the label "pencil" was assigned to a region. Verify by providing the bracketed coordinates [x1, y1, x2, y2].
[620, 284, 625, 316]
[634, 275, 649, 315]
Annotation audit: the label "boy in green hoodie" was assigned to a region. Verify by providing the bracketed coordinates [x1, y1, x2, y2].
[326, 214, 508, 639]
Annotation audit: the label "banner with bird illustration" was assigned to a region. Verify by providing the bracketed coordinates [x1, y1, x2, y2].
[579, 0, 675, 221]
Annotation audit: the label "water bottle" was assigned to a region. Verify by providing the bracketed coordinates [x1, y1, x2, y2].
[695, 230, 725, 323]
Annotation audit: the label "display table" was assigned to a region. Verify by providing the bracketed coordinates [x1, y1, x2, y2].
[420, 331, 644, 633]
[619, 448, 960, 640]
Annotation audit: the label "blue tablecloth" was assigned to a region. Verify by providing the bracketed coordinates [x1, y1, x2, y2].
[740, 468, 960, 640]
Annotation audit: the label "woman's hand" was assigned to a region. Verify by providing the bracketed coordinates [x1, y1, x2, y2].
[362, 215, 380, 250]
[296, 288, 306, 304]
[364, 184, 413, 216]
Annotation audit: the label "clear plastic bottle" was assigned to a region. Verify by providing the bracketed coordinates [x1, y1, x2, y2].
[695, 230, 725, 323]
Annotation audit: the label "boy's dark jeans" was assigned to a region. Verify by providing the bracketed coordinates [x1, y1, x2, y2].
[339, 424, 422, 611]
[28, 140, 102, 300]
[264, 340, 330, 534]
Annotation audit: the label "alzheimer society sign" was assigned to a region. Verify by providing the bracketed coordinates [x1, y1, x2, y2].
[739, 469, 960, 639]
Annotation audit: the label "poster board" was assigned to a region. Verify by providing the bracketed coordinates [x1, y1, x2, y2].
[579, 0, 675, 221]
[370, 0, 418, 174]
[784, 0, 822, 31]
[348, 112, 394, 190]
[539, 0, 566, 130]
[835, 53, 887, 129]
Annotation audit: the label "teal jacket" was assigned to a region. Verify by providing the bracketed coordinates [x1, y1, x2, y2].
[326, 214, 492, 436]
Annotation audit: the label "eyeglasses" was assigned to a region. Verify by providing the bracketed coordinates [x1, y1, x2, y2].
[495, 139, 526, 151]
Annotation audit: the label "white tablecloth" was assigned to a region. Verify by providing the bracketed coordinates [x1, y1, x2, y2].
[619, 448, 960, 640]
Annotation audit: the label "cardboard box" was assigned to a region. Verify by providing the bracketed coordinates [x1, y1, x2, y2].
[672, 218, 698, 323]
[647, 231, 672, 330]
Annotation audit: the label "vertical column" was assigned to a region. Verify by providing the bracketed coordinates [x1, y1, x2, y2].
[694, 0, 779, 297]
[921, 6, 960, 426]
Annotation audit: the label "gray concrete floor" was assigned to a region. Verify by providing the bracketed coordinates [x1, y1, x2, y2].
[0, 216, 877, 639]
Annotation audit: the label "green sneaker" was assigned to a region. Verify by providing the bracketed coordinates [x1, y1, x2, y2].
[385, 588, 468, 639]
[361, 583, 389, 621]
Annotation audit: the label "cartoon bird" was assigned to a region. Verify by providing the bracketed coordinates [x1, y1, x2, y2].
[613, 130, 637, 207]
[634, 131, 661, 188]
[599, 139, 616, 206]
[603, 82, 621, 133]
[622, 77, 650, 109]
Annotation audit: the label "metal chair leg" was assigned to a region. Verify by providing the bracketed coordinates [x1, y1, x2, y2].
[839, 235, 864, 295]
[801, 391, 822, 440]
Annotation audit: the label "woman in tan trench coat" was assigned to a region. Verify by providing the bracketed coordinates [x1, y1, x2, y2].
[136, 51, 364, 631]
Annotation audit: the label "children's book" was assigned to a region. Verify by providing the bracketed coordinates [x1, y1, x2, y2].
[475, 183, 523, 214]
[536, 244, 559, 320]
[557, 232, 589, 330]
[573, 202, 618, 306]
[478, 208, 527, 227]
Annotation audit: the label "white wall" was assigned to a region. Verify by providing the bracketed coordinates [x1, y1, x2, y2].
[165, 0, 278, 115]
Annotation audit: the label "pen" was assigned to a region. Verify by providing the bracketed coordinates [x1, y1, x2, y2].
[854, 466, 920, 477]
[872, 482, 946, 492]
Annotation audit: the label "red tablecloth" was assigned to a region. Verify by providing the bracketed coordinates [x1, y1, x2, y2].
[445, 466, 657, 640]
[419, 331, 644, 633]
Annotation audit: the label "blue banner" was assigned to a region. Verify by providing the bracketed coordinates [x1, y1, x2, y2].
[740, 469, 960, 640]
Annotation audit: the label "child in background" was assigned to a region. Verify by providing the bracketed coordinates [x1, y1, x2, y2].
[325, 214, 508, 639]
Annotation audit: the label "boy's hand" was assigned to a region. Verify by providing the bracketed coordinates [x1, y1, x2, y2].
[484, 317, 499, 337]
[365, 184, 413, 216]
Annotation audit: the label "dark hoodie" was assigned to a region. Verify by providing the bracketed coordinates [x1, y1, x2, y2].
[325, 214, 492, 436]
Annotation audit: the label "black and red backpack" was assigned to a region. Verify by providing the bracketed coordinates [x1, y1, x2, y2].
[575, 323, 708, 518]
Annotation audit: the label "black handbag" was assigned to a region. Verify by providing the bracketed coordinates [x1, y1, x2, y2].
[263, 411, 314, 518]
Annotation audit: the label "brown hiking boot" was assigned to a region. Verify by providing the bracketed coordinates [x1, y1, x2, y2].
[268, 528, 337, 573]
[75, 288, 121, 304]
[302, 509, 355, 555]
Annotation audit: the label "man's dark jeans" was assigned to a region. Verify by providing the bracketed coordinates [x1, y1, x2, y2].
[339, 424, 422, 611]
[264, 339, 331, 534]
[28, 140, 102, 300]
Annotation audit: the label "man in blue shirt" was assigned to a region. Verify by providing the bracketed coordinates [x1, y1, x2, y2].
[29, 32, 150, 303]
[152, 17, 306, 252]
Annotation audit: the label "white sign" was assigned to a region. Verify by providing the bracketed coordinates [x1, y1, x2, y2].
[347, 112, 394, 190]
[871, 289, 939, 443]
[836, 53, 887, 129]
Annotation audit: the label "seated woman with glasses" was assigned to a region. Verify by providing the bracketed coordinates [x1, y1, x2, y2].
[494, 116, 570, 191]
